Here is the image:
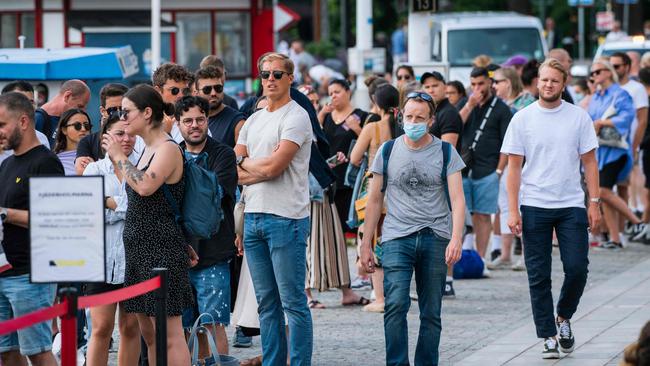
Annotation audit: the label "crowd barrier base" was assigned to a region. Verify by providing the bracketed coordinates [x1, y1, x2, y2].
[0, 268, 168, 366]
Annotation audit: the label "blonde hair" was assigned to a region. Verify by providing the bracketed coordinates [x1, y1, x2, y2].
[257, 52, 294, 75]
[472, 55, 492, 68]
[640, 51, 650, 69]
[592, 58, 619, 83]
[496, 67, 523, 99]
[539, 58, 568, 83]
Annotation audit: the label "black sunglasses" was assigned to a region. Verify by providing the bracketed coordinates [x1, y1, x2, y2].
[611, 64, 625, 70]
[406, 91, 434, 102]
[65, 122, 91, 131]
[166, 86, 191, 96]
[260, 70, 290, 80]
[397, 74, 412, 81]
[590, 69, 607, 77]
[201, 84, 224, 95]
[106, 106, 122, 115]
[118, 109, 131, 120]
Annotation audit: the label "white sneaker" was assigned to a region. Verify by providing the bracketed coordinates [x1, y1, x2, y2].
[482, 259, 491, 278]
[486, 257, 512, 270]
[77, 348, 86, 366]
[511, 259, 526, 271]
[52, 332, 62, 358]
[370, 289, 376, 301]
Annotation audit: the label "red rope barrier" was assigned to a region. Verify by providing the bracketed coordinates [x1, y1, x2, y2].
[78, 276, 161, 309]
[0, 301, 67, 336]
[0, 275, 162, 335]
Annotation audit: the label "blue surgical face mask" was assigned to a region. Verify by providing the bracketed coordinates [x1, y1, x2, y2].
[403, 122, 428, 141]
[573, 92, 585, 103]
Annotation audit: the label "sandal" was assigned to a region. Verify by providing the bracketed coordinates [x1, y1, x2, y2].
[308, 300, 326, 309]
[240, 355, 262, 366]
[342, 296, 370, 306]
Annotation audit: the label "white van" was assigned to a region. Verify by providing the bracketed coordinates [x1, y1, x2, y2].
[407, 12, 548, 85]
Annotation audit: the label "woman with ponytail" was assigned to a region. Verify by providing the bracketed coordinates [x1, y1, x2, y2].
[349, 84, 402, 313]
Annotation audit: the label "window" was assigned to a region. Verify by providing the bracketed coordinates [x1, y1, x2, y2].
[175, 12, 211, 70]
[432, 29, 441, 62]
[21, 13, 35, 47]
[1, 14, 17, 48]
[215, 12, 251, 77]
[447, 28, 544, 66]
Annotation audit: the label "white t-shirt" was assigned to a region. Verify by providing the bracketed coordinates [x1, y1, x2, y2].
[237, 100, 313, 219]
[501, 101, 598, 209]
[621, 79, 649, 135]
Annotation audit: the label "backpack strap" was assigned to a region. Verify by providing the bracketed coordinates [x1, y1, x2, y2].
[441, 141, 452, 211]
[380, 139, 396, 193]
[36, 108, 53, 143]
[162, 142, 186, 227]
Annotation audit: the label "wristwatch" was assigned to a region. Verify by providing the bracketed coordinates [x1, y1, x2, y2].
[236, 155, 246, 166]
[589, 198, 602, 205]
[0, 207, 7, 223]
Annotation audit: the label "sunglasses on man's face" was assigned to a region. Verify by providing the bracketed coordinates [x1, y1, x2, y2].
[66, 122, 91, 131]
[201, 84, 224, 95]
[611, 64, 625, 70]
[260, 70, 290, 80]
[165, 86, 191, 96]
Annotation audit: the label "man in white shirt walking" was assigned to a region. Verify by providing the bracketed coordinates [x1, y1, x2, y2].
[502, 59, 601, 359]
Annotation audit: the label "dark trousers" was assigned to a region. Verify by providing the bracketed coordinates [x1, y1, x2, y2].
[521, 206, 589, 338]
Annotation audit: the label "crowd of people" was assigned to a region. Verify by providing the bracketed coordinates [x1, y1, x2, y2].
[1, 43, 650, 366]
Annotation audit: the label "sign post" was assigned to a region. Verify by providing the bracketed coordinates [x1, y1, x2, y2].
[568, 0, 593, 61]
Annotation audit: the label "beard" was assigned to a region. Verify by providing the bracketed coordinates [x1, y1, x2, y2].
[209, 98, 223, 113]
[540, 90, 563, 104]
[1, 127, 22, 150]
[185, 129, 208, 147]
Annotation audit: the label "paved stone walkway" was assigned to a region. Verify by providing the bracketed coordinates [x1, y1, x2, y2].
[103, 241, 650, 365]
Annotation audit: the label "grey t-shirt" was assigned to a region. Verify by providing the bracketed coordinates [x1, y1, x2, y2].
[370, 136, 465, 241]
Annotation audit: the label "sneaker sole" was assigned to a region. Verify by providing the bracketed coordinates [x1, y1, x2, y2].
[542, 352, 560, 359]
[233, 343, 253, 348]
[560, 345, 574, 353]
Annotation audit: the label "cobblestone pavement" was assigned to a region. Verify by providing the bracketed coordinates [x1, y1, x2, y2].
[104, 241, 650, 365]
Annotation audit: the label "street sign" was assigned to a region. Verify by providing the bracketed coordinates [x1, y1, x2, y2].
[596, 11, 615, 32]
[274, 4, 300, 32]
[412, 0, 437, 12]
[568, 0, 594, 6]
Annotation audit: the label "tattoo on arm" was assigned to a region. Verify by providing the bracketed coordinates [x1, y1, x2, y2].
[118, 159, 145, 184]
[150, 172, 156, 179]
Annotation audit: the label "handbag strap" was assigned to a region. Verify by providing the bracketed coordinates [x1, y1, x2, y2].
[469, 96, 498, 151]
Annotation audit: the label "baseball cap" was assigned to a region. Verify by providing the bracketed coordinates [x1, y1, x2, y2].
[420, 71, 446, 84]
[502, 55, 528, 67]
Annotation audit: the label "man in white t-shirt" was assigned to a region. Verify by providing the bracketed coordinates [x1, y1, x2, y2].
[502, 59, 600, 360]
[610, 53, 650, 241]
[234, 52, 313, 365]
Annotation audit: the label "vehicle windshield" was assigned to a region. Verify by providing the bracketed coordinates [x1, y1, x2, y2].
[601, 48, 647, 57]
[447, 28, 545, 66]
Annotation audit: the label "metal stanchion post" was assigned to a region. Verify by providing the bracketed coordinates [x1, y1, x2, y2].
[59, 287, 78, 366]
[152, 268, 168, 366]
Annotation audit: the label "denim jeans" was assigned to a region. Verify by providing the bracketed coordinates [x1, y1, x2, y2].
[382, 228, 448, 366]
[521, 206, 589, 338]
[244, 213, 312, 366]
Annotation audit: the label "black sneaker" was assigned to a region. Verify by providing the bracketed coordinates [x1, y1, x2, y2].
[490, 249, 501, 262]
[542, 337, 560, 359]
[630, 223, 646, 238]
[443, 281, 455, 298]
[557, 319, 575, 353]
[598, 241, 623, 250]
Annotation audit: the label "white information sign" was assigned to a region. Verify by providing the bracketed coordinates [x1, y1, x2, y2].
[29, 176, 105, 283]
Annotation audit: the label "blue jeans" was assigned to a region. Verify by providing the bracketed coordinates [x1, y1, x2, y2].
[382, 228, 448, 366]
[244, 213, 312, 366]
[0, 275, 56, 356]
[521, 206, 589, 338]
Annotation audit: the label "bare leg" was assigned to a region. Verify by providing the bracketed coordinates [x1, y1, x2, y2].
[1, 351, 28, 366]
[86, 303, 117, 366]
[618, 184, 629, 232]
[371, 268, 385, 304]
[501, 234, 514, 262]
[159, 316, 190, 366]
[200, 323, 228, 356]
[27, 351, 57, 366]
[602, 188, 641, 224]
[603, 201, 622, 243]
[473, 213, 492, 258]
[117, 305, 140, 366]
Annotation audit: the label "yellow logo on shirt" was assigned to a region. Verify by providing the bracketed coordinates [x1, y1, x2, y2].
[15, 177, 21, 183]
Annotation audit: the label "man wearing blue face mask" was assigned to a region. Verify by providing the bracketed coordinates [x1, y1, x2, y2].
[360, 92, 466, 366]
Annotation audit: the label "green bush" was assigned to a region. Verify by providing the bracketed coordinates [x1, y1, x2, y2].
[306, 40, 337, 59]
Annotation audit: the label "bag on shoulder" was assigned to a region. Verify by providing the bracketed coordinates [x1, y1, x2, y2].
[163, 151, 224, 240]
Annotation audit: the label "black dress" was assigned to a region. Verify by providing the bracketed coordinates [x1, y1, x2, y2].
[122, 152, 193, 317]
[322, 108, 369, 231]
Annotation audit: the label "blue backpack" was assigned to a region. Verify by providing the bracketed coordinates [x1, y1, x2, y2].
[163, 151, 224, 240]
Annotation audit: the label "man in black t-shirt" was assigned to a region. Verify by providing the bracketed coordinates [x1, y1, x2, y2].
[0, 92, 63, 365]
[74, 83, 129, 174]
[422, 70, 463, 296]
[194, 66, 246, 148]
[459, 67, 512, 264]
[175, 96, 237, 359]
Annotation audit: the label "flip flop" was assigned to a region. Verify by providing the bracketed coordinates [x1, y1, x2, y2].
[342, 296, 370, 306]
[308, 300, 326, 309]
